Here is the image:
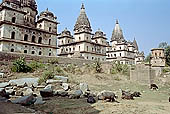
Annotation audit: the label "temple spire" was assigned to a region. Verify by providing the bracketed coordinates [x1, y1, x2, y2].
[133, 37, 139, 51]
[111, 19, 124, 41]
[74, 3, 92, 33]
[81, 3, 85, 9]
[116, 19, 119, 24]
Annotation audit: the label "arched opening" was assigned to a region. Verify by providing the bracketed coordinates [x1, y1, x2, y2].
[49, 53, 51, 56]
[32, 35, 36, 43]
[49, 27, 51, 32]
[11, 32, 15, 39]
[11, 48, 14, 52]
[48, 39, 51, 45]
[38, 37, 42, 44]
[12, 17, 16, 23]
[39, 51, 42, 55]
[31, 51, 35, 54]
[24, 50, 27, 53]
[24, 34, 28, 41]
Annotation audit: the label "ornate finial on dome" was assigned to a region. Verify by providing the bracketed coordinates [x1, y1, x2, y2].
[116, 19, 119, 24]
[98, 28, 100, 31]
[46, 8, 48, 11]
[81, 3, 85, 9]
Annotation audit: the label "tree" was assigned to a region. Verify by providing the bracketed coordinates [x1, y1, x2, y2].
[145, 53, 151, 63]
[158, 42, 168, 49]
[165, 46, 170, 66]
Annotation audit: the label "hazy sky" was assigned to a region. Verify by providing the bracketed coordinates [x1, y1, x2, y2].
[5, 0, 170, 55]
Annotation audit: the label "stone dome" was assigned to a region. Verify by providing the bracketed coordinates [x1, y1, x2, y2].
[40, 8, 54, 18]
[3, 0, 20, 5]
[94, 29, 104, 36]
[3, 0, 37, 10]
[61, 28, 72, 37]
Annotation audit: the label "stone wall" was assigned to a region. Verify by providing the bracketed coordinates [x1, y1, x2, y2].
[130, 64, 156, 85]
[0, 52, 96, 66]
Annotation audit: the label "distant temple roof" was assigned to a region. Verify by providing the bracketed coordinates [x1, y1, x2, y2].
[74, 3, 92, 33]
[40, 8, 54, 18]
[3, 0, 37, 10]
[111, 20, 124, 41]
[133, 38, 139, 51]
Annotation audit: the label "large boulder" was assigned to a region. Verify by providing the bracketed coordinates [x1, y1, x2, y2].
[97, 90, 117, 102]
[9, 78, 39, 87]
[11, 94, 36, 106]
[54, 76, 68, 83]
[80, 83, 89, 94]
[0, 82, 9, 88]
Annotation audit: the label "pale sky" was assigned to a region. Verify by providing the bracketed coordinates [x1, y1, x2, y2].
[3, 0, 170, 55]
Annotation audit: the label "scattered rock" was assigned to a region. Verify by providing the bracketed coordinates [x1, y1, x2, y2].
[15, 90, 24, 96]
[11, 94, 36, 106]
[0, 96, 8, 102]
[62, 83, 69, 91]
[17, 82, 27, 88]
[69, 90, 83, 99]
[46, 79, 62, 84]
[0, 82, 9, 88]
[80, 83, 89, 94]
[40, 89, 53, 98]
[9, 78, 39, 87]
[54, 76, 68, 83]
[0, 88, 6, 97]
[5, 86, 13, 90]
[44, 84, 54, 90]
[34, 97, 45, 105]
[87, 96, 96, 104]
[33, 82, 38, 88]
[23, 88, 33, 96]
[6, 89, 15, 95]
[55, 90, 68, 97]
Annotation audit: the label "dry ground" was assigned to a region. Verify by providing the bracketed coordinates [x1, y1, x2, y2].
[30, 73, 170, 114]
[1, 65, 170, 114]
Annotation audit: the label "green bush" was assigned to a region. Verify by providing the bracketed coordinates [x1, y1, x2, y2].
[94, 60, 102, 73]
[162, 68, 170, 73]
[55, 66, 64, 75]
[28, 61, 45, 71]
[11, 57, 32, 73]
[111, 61, 129, 75]
[48, 58, 59, 65]
[63, 64, 76, 74]
[38, 70, 54, 84]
